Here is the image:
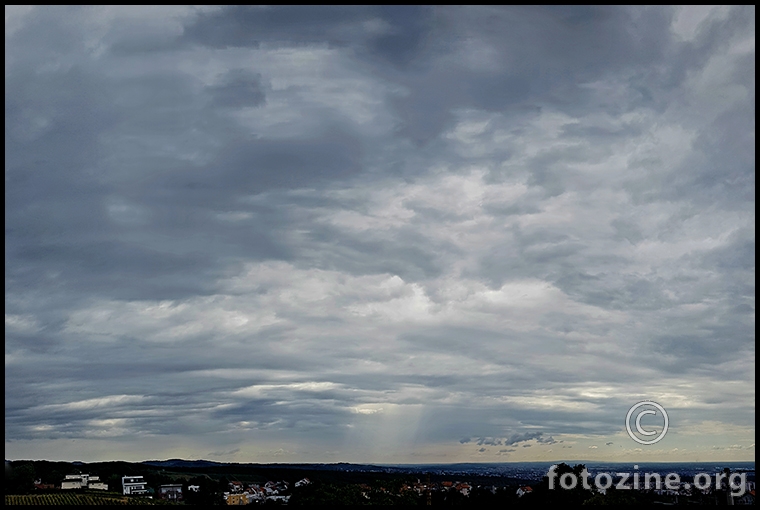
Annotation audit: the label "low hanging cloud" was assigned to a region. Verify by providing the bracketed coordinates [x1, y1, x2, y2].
[465, 432, 553, 448]
[505, 432, 549, 446]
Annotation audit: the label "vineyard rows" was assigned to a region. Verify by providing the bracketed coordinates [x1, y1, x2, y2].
[5, 493, 159, 505]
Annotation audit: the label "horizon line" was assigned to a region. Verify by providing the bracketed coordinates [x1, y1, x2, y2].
[5, 457, 756, 466]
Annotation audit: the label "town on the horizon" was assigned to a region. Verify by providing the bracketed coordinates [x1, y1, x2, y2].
[5, 458, 756, 505]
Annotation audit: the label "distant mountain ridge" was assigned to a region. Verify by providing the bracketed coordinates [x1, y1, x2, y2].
[141, 458, 388, 471]
[142, 459, 229, 468]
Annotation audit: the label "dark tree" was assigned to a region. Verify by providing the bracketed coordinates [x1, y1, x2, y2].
[5, 462, 36, 495]
[289, 480, 367, 506]
[526, 463, 595, 506]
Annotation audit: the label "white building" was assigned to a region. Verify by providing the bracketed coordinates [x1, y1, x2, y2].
[122, 475, 148, 495]
[61, 474, 107, 490]
[88, 476, 108, 491]
[61, 477, 84, 490]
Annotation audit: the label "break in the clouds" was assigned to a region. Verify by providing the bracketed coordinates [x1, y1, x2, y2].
[5, 6, 755, 463]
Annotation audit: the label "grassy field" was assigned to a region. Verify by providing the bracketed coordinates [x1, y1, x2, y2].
[4, 492, 165, 505]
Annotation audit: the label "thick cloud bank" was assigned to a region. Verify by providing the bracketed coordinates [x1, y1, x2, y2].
[5, 6, 754, 462]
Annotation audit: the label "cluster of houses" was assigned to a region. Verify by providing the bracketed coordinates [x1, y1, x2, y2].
[121, 475, 183, 501]
[224, 478, 308, 505]
[604, 475, 756, 505]
[39, 471, 758, 506]
[51, 471, 307, 504]
[515, 477, 756, 505]
[400, 479, 473, 497]
[55, 473, 183, 502]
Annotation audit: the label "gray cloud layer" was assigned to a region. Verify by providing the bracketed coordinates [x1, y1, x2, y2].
[5, 6, 754, 462]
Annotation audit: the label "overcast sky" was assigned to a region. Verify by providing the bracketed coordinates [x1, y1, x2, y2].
[5, 6, 755, 464]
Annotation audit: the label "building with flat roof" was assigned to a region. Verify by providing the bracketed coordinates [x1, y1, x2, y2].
[61, 474, 107, 490]
[122, 475, 148, 495]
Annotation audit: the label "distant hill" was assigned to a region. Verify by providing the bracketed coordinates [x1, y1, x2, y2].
[141, 458, 391, 471]
[142, 459, 228, 469]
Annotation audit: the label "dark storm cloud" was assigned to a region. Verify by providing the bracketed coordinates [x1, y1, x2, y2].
[181, 6, 371, 48]
[180, 6, 681, 145]
[387, 6, 677, 143]
[5, 6, 754, 462]
[181, 5, 434, 66]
